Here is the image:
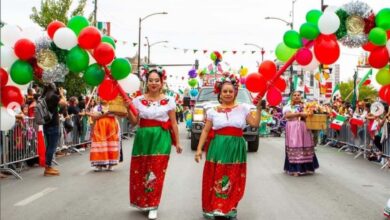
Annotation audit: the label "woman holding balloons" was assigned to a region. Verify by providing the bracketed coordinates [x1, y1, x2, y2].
[283, 91, 319, 176]
[126, 69, 182, 220]
[194, 73, 261, 220]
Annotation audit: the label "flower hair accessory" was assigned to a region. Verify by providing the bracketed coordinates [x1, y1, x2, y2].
[141, 66, 167, 82]
[213, 72, 240, 94]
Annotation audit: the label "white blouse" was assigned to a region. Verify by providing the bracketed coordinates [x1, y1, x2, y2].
[206, 103, 251, 130]
[133, 95, 176, 122]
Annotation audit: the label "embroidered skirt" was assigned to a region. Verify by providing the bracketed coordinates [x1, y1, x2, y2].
[202, 134, 246, 218]
[129, 126, 172, 210]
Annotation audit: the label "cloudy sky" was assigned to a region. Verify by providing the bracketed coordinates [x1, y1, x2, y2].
[2, 0, 388, 90]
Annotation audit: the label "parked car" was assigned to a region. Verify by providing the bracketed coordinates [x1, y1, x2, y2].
[190, 86, 260, 152]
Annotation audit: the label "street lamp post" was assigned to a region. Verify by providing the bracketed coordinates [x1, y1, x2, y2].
[137, 12, 168, 73]
[145, 36, 168, 64]
[264, 0, 297, 93]
[243, 43, 265, 61]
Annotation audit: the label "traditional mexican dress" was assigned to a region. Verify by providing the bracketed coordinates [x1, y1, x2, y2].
[283, 104, 319, 174]
[90, 105, 120, 167]
[129, 95, 176, 210]
[202, 104, 251, 218]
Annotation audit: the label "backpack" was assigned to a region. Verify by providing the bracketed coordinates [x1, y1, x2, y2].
[35, 97, 53, 125]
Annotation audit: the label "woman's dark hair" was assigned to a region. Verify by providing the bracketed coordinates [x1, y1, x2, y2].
[146, 69, 164, 82]
[41, 83, 57, 96]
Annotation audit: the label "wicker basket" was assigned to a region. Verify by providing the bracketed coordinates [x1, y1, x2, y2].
[305, 114, 327, 130]
[108, 95, 127, 114]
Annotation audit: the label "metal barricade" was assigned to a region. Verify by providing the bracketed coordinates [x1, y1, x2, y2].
[58, 114, 92, 154]
[381, 122, 390, 169]
[0, 117, 38, 179]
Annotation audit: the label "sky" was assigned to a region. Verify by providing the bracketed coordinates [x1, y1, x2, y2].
[1, 0, 389, 91]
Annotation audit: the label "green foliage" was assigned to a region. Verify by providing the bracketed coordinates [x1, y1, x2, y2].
[62, 72, 91, 98]
[339, 80, 378, 102]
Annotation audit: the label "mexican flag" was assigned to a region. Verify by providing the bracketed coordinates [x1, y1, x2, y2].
[330, 115, 346, 130]
[350, 114, 364, 126]
[331, 83, 340, 102]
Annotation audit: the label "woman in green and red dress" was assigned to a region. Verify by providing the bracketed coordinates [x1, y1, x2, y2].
[195, 74, 261, 220]
[127, 69, 182, 220]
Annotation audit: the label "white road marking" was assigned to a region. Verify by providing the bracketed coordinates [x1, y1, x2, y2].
[79, 170, 91, 176]
[14, 187, 57, 206]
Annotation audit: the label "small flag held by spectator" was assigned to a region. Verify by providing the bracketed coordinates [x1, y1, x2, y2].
[330, 115, 346, 130]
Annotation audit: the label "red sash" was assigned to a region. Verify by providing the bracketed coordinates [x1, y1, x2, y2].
[139, 118, 177, 146]
[205, 127, 243, 152]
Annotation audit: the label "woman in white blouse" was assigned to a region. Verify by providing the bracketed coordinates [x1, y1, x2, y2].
[127, 69, 183, 220]
[195, 74, 261, 220]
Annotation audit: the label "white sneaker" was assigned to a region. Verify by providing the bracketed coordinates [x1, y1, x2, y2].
[148, 209, 158, 219]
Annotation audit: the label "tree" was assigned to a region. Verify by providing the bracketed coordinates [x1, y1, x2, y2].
[30, 0, 93, 97]
[30, 0, 89, 28]
[339, 80, 378, 102]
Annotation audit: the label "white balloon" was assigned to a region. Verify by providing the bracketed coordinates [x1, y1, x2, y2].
[318, 11, 340, 35]
[386, 40, 390, 55]
[302, 54, 319, 71]
[118, 74, 141, 94]
[0, 25, 22, 46]
[324, 5, 339, 13]
[0, 46, 18, 69]
[0, 107, 16, 131]
[21, 26, 44, 42]
[53, 27, 77, 50]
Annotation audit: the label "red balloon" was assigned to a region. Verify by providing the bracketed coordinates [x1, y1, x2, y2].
[47, 21, 66, 39]
[266, 86, 282, 106]
[93, 43, 115, 65]
[387, 30, 390, 39]
[368, 47, 389, 69]
[296, 48, 313, 66]
[1, 85, 24, 107]
[0, 68, 9, 88]
[362, 42, 379, 52]
[379, 85, 390, 104]
[28, 58, 44, 80]
[245, 73, 266, 93]
[314, 34, 340, 65]
[14, 39, 36, 60]
[98, 78, 119, 101]
[78, 27, 102, 49]
[274, 77, 287, 92]
[258, 60, 276, 80]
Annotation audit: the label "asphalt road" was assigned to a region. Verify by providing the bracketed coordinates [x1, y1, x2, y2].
[1, 123, 389, 220]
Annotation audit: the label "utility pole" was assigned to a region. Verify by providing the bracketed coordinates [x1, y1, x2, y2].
[93, 0, 98, 26]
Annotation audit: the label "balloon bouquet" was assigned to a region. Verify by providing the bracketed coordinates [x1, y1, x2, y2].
[245, 2, 390, 106]
[187, 68, 199, 98]
[1, 16, 141, 131]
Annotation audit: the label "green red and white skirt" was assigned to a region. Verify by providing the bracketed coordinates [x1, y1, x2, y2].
[202, 130, 246, 218]
[129, 126, 172, 210]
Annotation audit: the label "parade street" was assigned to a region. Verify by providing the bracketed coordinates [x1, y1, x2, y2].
[1, 123, 389, 220]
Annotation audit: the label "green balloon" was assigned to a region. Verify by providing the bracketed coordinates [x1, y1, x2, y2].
[375, 8, 390, 30]
[10, 60, 33, 85]
[283, 30, 303, 49]
[67, 16, 90, 35]
[111, 58, 132, 80]
[306, 9, 322, 25]
[369, 27, 387, 46]
[83, 64, 105, 86]
[188, 78, 197, 87]
[376, 68, 390, 86]
[300, 22, 320, 40]
[275, 42, 297, 62]
[210, 52, 217, 61]
[66, 46, 89, 73]
[102, 36, 116, 49]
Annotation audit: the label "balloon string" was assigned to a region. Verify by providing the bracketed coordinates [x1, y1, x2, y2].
[102, 66, 138, 117]
[254, 40, 314, 104]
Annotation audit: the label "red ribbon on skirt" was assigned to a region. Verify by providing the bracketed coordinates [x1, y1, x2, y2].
[204, 126, 243, 152]
[139, 118, 177, 146]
